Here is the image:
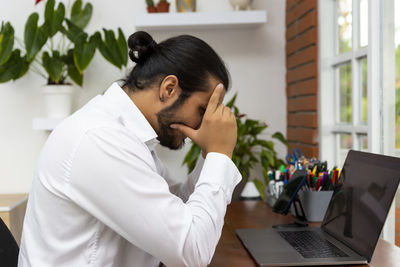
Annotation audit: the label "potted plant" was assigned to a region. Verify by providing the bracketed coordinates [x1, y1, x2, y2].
[182, 93, 288, 201]
[0, 0, 128, 118]
[146, 0, 158, 13]
[156, 0, 170, 12]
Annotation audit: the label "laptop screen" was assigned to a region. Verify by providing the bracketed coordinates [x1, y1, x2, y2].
[321, 150, 400, 261]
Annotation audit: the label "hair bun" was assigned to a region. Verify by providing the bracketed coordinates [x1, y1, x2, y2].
[127, 31, 157, 63]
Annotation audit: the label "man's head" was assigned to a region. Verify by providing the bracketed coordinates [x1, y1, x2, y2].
[122, 31, 230, 150]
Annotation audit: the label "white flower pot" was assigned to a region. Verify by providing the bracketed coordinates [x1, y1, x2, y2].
[42, 84, 74, 118]
[229, 0, 253, 10]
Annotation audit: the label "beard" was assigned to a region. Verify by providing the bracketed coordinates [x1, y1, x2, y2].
[156, 98, 187, 150]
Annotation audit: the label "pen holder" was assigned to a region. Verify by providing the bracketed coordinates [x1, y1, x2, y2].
[298, 191, 333, 222]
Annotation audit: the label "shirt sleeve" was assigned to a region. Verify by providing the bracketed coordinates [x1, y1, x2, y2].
[66, 127, 241, 267]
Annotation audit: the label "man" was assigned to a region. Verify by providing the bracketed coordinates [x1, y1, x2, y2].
[19, 32, 241, 266]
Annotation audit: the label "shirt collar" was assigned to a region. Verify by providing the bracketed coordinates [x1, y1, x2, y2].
[103, 82, 159, 148]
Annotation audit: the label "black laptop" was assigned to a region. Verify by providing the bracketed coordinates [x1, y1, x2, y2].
[236, 150, 400, 266]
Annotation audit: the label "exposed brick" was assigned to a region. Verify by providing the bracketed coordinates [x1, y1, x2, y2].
[288, 142, 319, 157]
[297, 128, 318, 144]
[287, 95, 317, 112]
[286, 0, 317, 26]
[286, 0, 319, 152]
[287, 45, 317, 69]
[286, 0, 302, 11]
[288, 112, 318, 128]
[287, 78, 318, 97]
[286, 62, 317, 84]
[286, 28, 318, 55]
[296, 95, 317, 111]
[286, 10, 318, 40]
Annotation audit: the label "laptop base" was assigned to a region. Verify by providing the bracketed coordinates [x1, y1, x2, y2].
[236, 227, 368, 266]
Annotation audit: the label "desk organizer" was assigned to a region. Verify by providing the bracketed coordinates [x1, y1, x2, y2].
[298, 190, 333, 222]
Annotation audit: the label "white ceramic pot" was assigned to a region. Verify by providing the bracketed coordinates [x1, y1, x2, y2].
[229, 0, 253, 10]
[42, 84, 74, 118]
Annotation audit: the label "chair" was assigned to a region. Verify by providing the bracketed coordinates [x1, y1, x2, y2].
[0, 217, 19, 267]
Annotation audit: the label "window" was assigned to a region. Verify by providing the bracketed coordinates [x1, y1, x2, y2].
[319, 0, 398, 244]
[319, 0, 368, 167]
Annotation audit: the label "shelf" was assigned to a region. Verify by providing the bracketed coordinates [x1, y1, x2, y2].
[134, 10, 267, 31]
[32, 117, 65, 131]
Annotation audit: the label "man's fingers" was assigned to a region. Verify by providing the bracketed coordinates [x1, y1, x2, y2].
[170, 123, 197, 141]
[205, 84, 224, 115]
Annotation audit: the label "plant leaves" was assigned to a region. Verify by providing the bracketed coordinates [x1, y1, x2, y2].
[61, 49, 82, 86]
[117, 28, 128, 67]
[0, 22, 14, 65]
[0, 49, 29, 83]
[253, 179, 265, 201]
[73, 33, 96, 73]
[272, 131, 289, 146]
[24, 13, 48, 61]
[92, 29, 127, 69]
[250, 125, 267, 136]
[226, 93, 237, 108]
[182, 142, 201, 173]
[60, 19, 84, 43]
[44, 0, 65, 37]
[70, 0, 93, 30]
[42, 50, 64, 83]
[254, 139, 274, 150]
[68, 62, 83, 86]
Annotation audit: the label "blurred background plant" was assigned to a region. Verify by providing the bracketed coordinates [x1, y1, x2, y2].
[0, 0, 128, 86]
[182, 93, 288, 200]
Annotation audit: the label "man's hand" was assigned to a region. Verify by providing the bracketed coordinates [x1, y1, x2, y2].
[170, 84, 237, 159]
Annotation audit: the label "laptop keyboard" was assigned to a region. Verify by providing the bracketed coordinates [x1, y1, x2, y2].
[278, 230, 349, 258]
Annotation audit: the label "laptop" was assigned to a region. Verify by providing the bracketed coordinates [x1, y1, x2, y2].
[236, 150, 400, 266]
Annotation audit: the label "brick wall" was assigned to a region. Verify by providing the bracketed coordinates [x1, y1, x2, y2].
[286, 0, 319, 157]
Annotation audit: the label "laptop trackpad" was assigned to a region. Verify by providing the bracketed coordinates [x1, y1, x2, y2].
[236, 228, 296, 253]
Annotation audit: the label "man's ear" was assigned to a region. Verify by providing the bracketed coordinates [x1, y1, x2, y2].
[159, 75, 180, 103]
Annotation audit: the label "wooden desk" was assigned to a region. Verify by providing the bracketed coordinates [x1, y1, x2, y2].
[209, 201, 400, 267]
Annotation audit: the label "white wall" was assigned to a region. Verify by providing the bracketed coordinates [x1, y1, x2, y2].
[0, 0, 286, 193]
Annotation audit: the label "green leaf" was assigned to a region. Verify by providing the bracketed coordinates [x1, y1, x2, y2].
[0, 22, 14, 65]
[42, 51, 64, 83]
[244, 119, 258, 129]
[254, 139, 274, 150]
[117, 28, 128, 67]
[226, 93, 237, 108]
[261, 149, 275, 169]
[60, 19, 83, 43]
[253, 179, 265, 201]
[44, 0, 65, 37]
[272, 131, 289, 146]
[68, 62, 83, 86]
[0, 49, 29, 83]
[249, 125, 267, 136]
[92, 29, 127, 69]
[182, 142, 201, 173]
[24, 13, 48, 61]
[73, 33, 96, 73]
[70, 0, 93, 29]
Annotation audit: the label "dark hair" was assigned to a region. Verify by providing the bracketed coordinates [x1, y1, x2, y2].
[122, 31, 230, 101]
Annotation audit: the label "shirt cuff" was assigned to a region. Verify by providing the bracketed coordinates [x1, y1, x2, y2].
[195, 152, 242, 203]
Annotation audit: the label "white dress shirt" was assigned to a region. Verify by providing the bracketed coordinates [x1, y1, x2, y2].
[18, 83, 241, 267]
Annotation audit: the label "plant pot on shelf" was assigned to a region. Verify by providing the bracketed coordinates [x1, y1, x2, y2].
[157, 1, 170, 12]
[42, 84, 74, 118]
[147, 6, 157, 13]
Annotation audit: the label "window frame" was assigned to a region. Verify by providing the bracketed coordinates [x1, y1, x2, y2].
[318, 0, 397, 243]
